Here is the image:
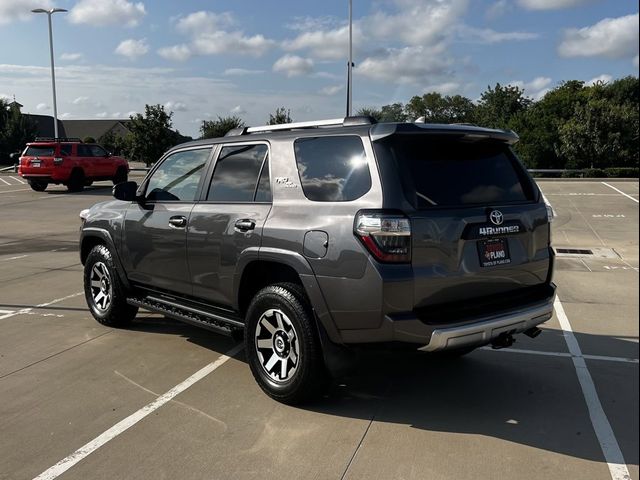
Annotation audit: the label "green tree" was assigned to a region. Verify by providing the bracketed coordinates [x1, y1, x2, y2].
[356, 107, 382, 122]
[405, 93, 475, 123]
[474, 83, 532, 129]
[126, 104, 178, 166]
[379, 103, 407, 122]
[200, 116, 246, 139]
[83, 136, 96, 144]
[0, 99, 38, 163]
[268, 107, 292, 125]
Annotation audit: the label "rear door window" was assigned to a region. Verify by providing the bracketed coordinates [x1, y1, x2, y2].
[77, 145, 93, 157]
[89, 145, 108, 157]
[294, 136, 371, 202]
[374, 136, 534, 208]
[60, 144, 73, 156]
[207, 144, 268, 202]
[25, 146, 55, 157]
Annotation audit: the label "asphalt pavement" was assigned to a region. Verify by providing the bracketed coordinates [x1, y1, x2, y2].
[0, 176, 637, 480]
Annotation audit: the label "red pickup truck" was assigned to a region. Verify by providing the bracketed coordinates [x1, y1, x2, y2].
[18, 138, 129, 192]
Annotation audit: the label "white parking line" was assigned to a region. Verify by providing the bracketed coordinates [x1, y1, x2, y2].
[0, 292, 84, 320]
[1, 254, 28, 261]
[0, 177, 11, 185]
[10, 176, 26, 184]
[555, 297, 631, 480]
[0, 188, 30, 194]
[482, 346, 639, 364]
[33, 343, 244, 480]
[602, 182, 639, 204]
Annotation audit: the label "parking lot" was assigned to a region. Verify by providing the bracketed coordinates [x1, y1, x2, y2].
[0, 175, 637, 480]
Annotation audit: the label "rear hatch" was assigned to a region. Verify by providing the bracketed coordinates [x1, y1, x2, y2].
[373, 129, 551, 312]
[20, 144, 58, 175]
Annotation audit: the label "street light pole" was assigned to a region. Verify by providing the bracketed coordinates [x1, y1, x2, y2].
[32, 8, 67, 139]
[346, 0, 353, 117]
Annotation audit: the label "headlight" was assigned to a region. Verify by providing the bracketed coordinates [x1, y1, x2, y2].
[79, 208, 90, 223]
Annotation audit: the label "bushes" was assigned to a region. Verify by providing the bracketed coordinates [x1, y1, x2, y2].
[557, 168, 638, 178]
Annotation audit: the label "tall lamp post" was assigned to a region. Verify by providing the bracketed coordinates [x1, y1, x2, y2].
[31, 8, 67, 139]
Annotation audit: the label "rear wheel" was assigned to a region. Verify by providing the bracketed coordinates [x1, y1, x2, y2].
[245, 283, 329, 404]
[28, 180, 47, 192]
[112, 167, 128, 185]
[84, 244, 137, 327]
[67, 169, 85, 192]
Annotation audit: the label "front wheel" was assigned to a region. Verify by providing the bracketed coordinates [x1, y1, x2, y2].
[84, 244, 137, 327]
[28, 180, 47, 192]
[245, 283, 328, 404]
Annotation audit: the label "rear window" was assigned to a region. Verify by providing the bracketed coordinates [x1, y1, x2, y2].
[374, 136, 534, 208]
[294, 135, 371, 202]
[25, 145, 55, 157]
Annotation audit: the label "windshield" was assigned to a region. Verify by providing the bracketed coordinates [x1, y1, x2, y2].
[374, 135, 535, 208]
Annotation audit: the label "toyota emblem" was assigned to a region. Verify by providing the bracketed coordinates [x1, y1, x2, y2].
[489, 210, 504, 226]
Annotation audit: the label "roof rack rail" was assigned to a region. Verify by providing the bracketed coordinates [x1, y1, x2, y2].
[33, 137, 83, 143]
[225, 116, 377, 137]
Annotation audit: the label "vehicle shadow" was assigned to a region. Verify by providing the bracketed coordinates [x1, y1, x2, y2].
[126, 315, 639, 467]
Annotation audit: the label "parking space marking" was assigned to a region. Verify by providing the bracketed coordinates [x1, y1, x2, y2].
[10, 176, 26, 184]
[0, 188, 30, 194]
[1, 254, 28, 261]
[482, 346, 639, 364]
[555, 297, 631, 480]
[602, 182, 639, 204]
[33, 343, 244, 480]
[0, 177, 11, 185]
[0, 292, 84, 320]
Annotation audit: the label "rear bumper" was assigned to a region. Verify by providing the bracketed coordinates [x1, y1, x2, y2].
[340, 283, 556, 350]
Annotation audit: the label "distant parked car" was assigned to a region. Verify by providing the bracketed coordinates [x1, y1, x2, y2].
[18, 137, 129, 192]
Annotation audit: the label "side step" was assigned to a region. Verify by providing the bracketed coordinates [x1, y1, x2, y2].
[127, 295, 244, 338]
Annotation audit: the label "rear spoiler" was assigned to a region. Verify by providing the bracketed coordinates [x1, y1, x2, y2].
[369, 123, 519, 145]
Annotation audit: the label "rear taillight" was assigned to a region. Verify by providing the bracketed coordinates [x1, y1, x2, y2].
[354, 211, 411, 263]
[53, 157, 64, 166]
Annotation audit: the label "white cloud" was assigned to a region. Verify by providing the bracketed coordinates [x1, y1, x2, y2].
[69, 0, 146, 27]
[164, 101, 188, 112]
[224, 68, 264, 76]
[518, 0, 594, 10]
[72, 96, 91, 105]
[273, 55, 314, 77]
[558, 14, 639, 59]
[422, 82, 463, 95]
[358, 45, 452, 84]
[319, 85, 344, 96]
[286, 15, 341, 32]
[485, 0, 510, 20]
[283, 25, 356, 60]
[586, 74, 613, 86]
[509, 76, 553, 99]
[157, 44, 191, 62]
[115, 39, 149, 60]
[159, 10, 275, 61]
[457, 25, 539, 44]
[60, 53, 83, 62]
[231, 105, 246, 114]
[0, 0, 52, 25]
[36, 103, 49, 111]
[95, 112, 108, 118]
[59, 113, 74, 119]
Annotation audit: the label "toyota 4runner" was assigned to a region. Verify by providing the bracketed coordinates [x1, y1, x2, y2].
[19, 137, 129, 192]
[79, 117, 556, 404]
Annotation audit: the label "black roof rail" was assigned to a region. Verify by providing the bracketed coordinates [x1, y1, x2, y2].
[33, 137, 83, 143]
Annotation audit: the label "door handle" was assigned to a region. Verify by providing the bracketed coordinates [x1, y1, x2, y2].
[234, 219, 256, 232]
[169, 215, 187, 228]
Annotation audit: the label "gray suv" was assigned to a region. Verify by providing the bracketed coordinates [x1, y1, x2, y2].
[79, 117, 556, 404]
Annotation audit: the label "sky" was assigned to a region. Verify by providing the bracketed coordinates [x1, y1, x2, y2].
[0, 0, 638, 137]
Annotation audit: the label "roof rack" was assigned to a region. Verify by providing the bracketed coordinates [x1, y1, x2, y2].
[225, 116, 376, 137]
[33, 137, 83, 143]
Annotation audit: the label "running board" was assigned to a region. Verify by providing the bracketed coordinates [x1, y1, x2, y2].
[127, 295, 244, 337]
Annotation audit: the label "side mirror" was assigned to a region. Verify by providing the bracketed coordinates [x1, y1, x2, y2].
[113, 181, 139, 202]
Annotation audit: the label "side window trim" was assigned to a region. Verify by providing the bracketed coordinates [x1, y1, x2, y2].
[141, 146, 215, 204]
[202, 141, 271, 204]
[252, 152, 269, 202]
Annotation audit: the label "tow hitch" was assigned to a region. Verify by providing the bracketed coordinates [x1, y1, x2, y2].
[491, 332, 515, 349]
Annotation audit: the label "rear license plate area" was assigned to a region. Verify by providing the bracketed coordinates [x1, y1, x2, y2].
[31, 161, 41, 167]
[478, 238, 511, 267]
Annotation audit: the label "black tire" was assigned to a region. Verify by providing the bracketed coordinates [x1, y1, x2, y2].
[112, 167, 128, 185]
[85, 180, 94, 186]
[28, 180, 47, 192]
[84, 244, 137, 327]
[245, 282, 329, 404]
[67, 169, 85, 192]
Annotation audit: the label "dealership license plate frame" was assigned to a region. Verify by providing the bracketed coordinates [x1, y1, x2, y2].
[478, 237, 511, 267]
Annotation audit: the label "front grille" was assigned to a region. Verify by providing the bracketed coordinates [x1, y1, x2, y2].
[414, 284, 555, 326]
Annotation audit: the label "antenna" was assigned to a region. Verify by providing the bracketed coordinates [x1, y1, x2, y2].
[346, 0, 353, 117]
